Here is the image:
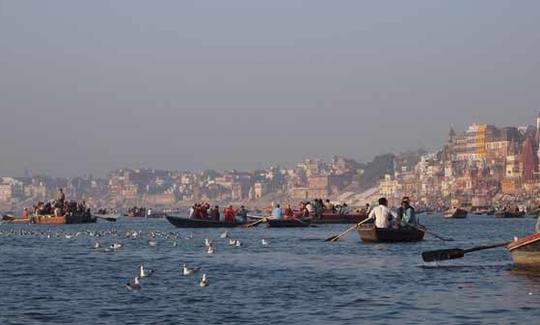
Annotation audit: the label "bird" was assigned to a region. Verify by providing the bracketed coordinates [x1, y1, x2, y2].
[261, 239, 269, 246]
[228, 239, 236, 246]
[93, 242, 101, 249]
[204, 238, 212, 247]
[199, 274, 209, 288]
[64, 234, 73, 239]
[110, 243, 123, 250]
[220, 231, 230, 239]
[125, 276, 141, 291]
[147, 239, 157, 247]
[207, 245, 215, 255]
[172, 241, 178, 247]
[139, 264, 153, 278]
[234, 240, 242, 247]
[181, 264, 200, 276]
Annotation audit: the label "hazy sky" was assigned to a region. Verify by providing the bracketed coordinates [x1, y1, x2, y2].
[1, 1, 539, 177]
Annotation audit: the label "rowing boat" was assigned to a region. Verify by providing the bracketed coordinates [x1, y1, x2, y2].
[267, 218, 311, 228]
[444, 208, 468, 219]
[357, 224, 425, 243]
[166, 215, 245, 228]
[495, 211, 526, 218]
[311, 212, 367, 224]
[507, 233, 540, 271]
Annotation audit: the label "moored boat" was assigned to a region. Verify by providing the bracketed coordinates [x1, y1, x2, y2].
[495, 211, 526, 218]
[444, 208, 468, 219]
[357, 224, 425, 243]
[166, 215, 245, 228]
[267, 218, 311, 228]
[507, 233, 540, 271]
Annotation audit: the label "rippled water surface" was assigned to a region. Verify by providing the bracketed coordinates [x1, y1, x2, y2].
[1, 215, 540, 324]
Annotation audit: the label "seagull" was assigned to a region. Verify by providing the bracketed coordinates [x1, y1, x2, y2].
[181, 264, 200, 276]
[261, 239, 269, 246]
[139, 264, 154, 278]
[125, 276, 141, 291]
[172, 241, 178, 247]
[228, 239, 236, 246]
[64, 234, 73, 239]
[204, 238, 212, 247]
[110, 243, 123, 250]
[207, 245, 215, 255]
[93, 242, 101, 249]
[199, 274, 209, 288]
[220, 231, 230, 239]
[234, 240, 242, 247]
[148, 239, 157, 247]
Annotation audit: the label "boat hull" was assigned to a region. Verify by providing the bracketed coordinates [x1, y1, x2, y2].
[267, 219, 311, 228]
[357, 224, 425, 243]
[311, 212, 367, 224]
[496, 211, 526, 218]
[508, 233, 540, 271]
[31, 213, 96, 225]
[444, 208, 468, 219]
[166, 216, 244, 228]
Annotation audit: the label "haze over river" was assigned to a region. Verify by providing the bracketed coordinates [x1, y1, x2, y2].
[1, 215, 540, 324]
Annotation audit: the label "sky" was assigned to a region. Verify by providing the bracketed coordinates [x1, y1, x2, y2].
[1, 0, 540, 177]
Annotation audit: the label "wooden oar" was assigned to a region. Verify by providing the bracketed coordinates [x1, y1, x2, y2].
[325, 218, 371, 242]
[409, 224, 453, 242]
[242, 217, 268, 228]
[422, 241, 510, 262]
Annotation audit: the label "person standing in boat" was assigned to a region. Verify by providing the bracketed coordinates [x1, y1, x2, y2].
[223, 205, 236, 223]
[210, 205, 220, 221]
[272, 204, 284, 220]
[367, 197, 397, 229]
[237, 206, 248, 223]
[397, 197, 417, 227]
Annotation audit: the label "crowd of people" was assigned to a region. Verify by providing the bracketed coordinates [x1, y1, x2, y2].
[189, 202, 249, 223]
[29, 188, 90, 217]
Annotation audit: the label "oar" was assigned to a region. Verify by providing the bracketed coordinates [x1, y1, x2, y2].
[422, 241, 510, 262]
[242, 217, 268, 228]
[409, 224, 453, 242]
[94, 215, 117, 222]
[325, 218, 371, 242]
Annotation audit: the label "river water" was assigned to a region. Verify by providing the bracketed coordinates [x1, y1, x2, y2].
[1, 215, 539, 325]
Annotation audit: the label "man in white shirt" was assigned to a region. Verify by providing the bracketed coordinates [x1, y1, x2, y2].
[368, 197, 397, 229]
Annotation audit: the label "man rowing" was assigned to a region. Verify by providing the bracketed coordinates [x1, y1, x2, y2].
[367, 197, 397, 229]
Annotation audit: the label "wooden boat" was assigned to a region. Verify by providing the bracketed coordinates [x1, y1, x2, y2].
[508, 233, 540, 271]
[495, 211, 526, 218]
[311, 212, 367, 224]
[357, 224, 425, 243]
[2, 215, 31, 224]
[444, 208, 468, 219]
[166, 215, 245, 228]
[267, 218, 311, 228]
[32, 212, 97, 225]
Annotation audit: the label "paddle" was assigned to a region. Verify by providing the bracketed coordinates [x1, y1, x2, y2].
[325, 218, 371, 242]
[422, 241, 510, 262]
[242, 217, 268, 228]
[409, 224, 453, 242]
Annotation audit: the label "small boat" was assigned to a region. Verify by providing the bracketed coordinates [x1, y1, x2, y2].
[267, 218, 311, 228]
[166, 215, 245, 228]
[507, 233, 540, 271]
[2, 215, 31, 224]
[310, 212, 367, 224]
[495, 211, 526, 218]
[357, 224, 425, 243]
[32, 212, 97, 225]
[444, 208, 468, 219]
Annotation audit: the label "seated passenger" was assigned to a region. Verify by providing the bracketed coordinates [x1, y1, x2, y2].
[223, 205, 236, 223]
[272, 204, 284, 220]
[284, 204, 294, 219]
[367, 197, 397, 229]
[398, 197, 417, 227]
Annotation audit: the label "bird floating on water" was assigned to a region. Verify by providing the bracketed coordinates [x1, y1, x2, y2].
[261, 239, 269, 246]
[148, 239, 157, 247]
[125, 276, 141, 291]
[199, 274, 209, 288]
[93, 242, 101, 249]
[139, 264, 154, 278]
[207, 245, 215, 255]
[204, 238, 213, 247]
[182, 264, 200, 276]
[234, 240, 242, 247]
[220, 231, 230, 239]
[110, 243, 123, 250]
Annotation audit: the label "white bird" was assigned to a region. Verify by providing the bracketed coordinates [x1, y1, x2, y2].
[234, 240, 242, 247]
[148, 240, 157, 247]
[220, 231, 230, 239]
[182, 264, 200, 276]
[93, 242, 101, 249]
[207, 245, 215, 255]
[261, 239, 269, 246]
[110, 243, 123, 250]
[228, 239, 236, 246]
[199, 274, 209, 288]
[172, 241, 178, 247]
[64, 234, 73, 239]
[125, 276, 141, 291]
[139, 264, 154, 278]
[204, 238, 212, 247]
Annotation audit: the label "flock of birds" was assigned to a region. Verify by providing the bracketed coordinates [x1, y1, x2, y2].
[0, 225, 271, 292]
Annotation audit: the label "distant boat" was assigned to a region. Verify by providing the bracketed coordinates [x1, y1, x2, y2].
[357, 224, 425, 243]
[267, 218, 311, 228]
[32, 212, 96, 224]
[310, 212, 367, 224]
[166, 215, 245, 228]
[444, 208, 468, 219]
[495, 211, 526, 219]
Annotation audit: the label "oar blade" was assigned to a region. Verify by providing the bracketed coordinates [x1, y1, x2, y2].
[422, 248, 465, 262]
[324, 235, 338, 242]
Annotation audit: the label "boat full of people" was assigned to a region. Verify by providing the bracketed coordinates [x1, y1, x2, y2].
[166, 203, 250, 228]
[444, 207, 468, 219]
